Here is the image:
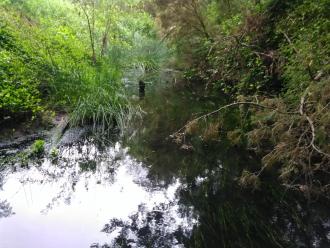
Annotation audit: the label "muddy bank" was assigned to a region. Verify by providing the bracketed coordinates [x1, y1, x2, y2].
[0, 113, 70, 152]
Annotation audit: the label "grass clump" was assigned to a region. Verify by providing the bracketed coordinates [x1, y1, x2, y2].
[30, 139, 45, 157]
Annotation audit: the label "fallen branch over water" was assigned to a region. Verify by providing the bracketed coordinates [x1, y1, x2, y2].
[172, 101, 298, 136]
[299, 88, 330, 157]
[171, 94, 330, 158]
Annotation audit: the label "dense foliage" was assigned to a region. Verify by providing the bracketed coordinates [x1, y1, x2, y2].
[145, 0, 330, 246]
[0, 0, 167, 130]
[1, 0, 329, 247]
[152, 0, 330, 202]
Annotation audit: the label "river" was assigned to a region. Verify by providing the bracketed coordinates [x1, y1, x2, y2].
[0, 80, 329, 247]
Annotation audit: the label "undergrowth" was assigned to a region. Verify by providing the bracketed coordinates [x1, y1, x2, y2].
[155, 0, 330, 200]
[0, 0, 169, 133]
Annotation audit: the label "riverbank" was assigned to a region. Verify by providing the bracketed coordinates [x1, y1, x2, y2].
[1, 0, 329, 247]
[1, 81, 329, 247]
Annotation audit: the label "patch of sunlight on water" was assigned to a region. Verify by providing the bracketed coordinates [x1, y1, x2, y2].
[0, 141, 196, 248]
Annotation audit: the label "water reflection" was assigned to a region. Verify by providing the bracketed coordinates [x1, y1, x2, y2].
[126, 82, 330, 248]
[0, 200, 14, 218]
[1, 82, 329, 247]
[0, 141, 195, 247]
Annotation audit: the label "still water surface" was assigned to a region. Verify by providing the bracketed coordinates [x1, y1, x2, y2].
[0, 141, 195, 247]
[0, 82, 329, 247]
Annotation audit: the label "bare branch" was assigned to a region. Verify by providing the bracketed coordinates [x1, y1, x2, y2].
[171, 101, 298, 136]
[299, 88, 330, 157]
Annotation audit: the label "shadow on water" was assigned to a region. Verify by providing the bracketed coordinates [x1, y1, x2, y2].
[0, 79, 329, 247]
[122, 81, 330, 248]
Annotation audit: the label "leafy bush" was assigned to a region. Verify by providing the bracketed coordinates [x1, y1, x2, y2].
[0, 23, 44, 116]
[158, 0, 330, 201]
[277, 0, 330, 102]
[0, 0, 168, 131]
[30, 139, 45, 156]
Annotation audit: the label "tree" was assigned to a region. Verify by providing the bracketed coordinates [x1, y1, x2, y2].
[75, 0, 113, 64]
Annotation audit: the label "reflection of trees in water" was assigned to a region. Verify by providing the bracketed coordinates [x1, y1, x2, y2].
[0, 200, 14, 218]
[99, 202, 194, 248]
[10, 141, 118, 214]
[99, 162, 330, 247]
[126, 83, 223, 189]
[180, 166, 330, 248]
[0, 167, 14, 219]
[129, 126, 330, 247]
[42, 143, 117, 213]
[126, 82, 330, 247]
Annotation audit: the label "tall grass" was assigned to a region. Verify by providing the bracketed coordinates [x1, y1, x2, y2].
[0, 0, 170, 135]
[69, 37, 169, 135]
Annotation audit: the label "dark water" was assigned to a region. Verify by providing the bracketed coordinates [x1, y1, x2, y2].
[0, 81, 329, 248]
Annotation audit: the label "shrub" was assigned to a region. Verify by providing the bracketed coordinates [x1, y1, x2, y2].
[30, 139, 45, 156]
[0, 23, 44, 116]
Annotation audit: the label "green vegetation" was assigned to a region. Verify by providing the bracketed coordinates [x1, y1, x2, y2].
[0, 139, 45, 167]
[145, 1, 330, 246]
[152, 0, 330, 199]
[30, 139, 45, 156]
[0, 0, 168, 130]
[50, 147, 58, 159]
[0, 0, 329, 246]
